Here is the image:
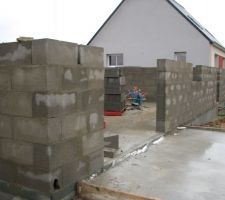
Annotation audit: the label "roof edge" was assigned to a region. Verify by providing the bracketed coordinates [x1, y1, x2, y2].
[212, 42, 225, 52]
[166, 0, 212, 43]
[87, 0, 125, 45]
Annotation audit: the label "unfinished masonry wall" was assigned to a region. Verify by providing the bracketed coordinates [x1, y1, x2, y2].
[0, 39, 104, 200]
[218, 69, 225, 102]
[156, 59, 220, 133]
[120, 67, 157, 102]
[104, 68, 126, 112]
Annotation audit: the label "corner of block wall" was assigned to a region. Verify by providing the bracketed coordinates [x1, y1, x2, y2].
[78, 45, 104, 68]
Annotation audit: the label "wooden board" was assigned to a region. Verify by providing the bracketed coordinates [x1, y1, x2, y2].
[78, 181, 160, 200]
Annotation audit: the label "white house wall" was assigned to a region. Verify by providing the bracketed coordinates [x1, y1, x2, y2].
[210, 45, 225, 67]
[90, 0, 211, 67]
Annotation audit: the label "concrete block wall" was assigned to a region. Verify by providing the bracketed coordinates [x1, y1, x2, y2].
[104, 68, 126, 112]
[156, 59, 218, 133]
[0, 39, 104, 200]
[218, 69, 225, 103]
[120, 67, 157, 102]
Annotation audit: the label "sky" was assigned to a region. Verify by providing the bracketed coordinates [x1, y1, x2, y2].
[0, 0, 225, 46]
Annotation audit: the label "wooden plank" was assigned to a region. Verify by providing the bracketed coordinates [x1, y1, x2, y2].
[78, 181, 160, 200]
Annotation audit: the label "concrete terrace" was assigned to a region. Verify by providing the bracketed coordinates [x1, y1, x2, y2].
[88, 129, 225, 200]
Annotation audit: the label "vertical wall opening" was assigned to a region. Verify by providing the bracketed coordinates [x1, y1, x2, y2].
[53, 179, 60, 190]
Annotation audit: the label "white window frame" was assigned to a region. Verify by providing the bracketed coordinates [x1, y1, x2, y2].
[107, 54, 124, 67]
[174, 51, 187, 62]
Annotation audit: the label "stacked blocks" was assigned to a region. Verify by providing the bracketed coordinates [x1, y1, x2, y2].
[104, 68, 126, 112]
[156, 59, 218, 134]
[120, 67, 157, 102]
[0, 39, 104, 200]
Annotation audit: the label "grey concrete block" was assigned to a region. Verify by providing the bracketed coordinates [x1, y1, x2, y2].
[32, 39, 78, 65]
[77, 89, 104, 111]
[87, 149, 104, 175]
[49, 139, 80, 168]
[12, 65, 63, 92]
[13, 117, 61, 144]
[33, 138, 80, 170]
[0, 92, 32, 117]
[79, 45, 103, 67]
[62, 67, 81, 90]
[0, 69, 11, 90]
[0, 42, 32, 65]
[105, 86, 126, 95]
[50, 184, 75, 200]
[46, 66, 63, 91]
[88, 111, 104, 132]
[82, 131, 104, 156]
[16, 166, 62, 195]
[88, 68, 104, 90]
[0, 159, 17, 183]
[104, 148, 117, 158]
[32, 92, 77, 117]
[105, 67, 124, 77]
[62, 113, 88, 139]
[0, 139, 33, 166]
[62, 160, 88, 186]
[0, 179, 51, 200]
[104, 135, 119, 149]
[0, 115, 12, 138]
[12, 65, 47, 91]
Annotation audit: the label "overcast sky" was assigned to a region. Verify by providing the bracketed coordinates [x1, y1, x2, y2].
[0, 0, 225, 46]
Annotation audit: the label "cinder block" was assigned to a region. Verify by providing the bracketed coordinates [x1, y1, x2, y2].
[77, 89, 104, 111]
[0, 92, 32, 117]
[46, 66, 63, 91]
[13, 117, 61, 144]
[88, 68, 104, 90]
[0, 159, 17, 183]
[32, 39, 78, 65]
[12, 65, 47, 91]
[12, 65, 63, 92]
[0, 115, 12, 138]
[87, 149, 104, 175]
[105, 67, 124, 77]
[79, 45, 103, 67]
[82, 131, 104, 156]
[104, 102, 126, 112]
[105, 86, 126, 95]
[104, 148, 117, 158]
[62, 67, 80, 90]
[32, 92, 77, 117]
[0, 139, 33, 166]
[88, 111, 104, 132]
[33, 138, 80, 170]
[0, 69, 11, 90]
[16, 166, 63, 195]
[104, 135, 119, 149]
[0, 41, 32, 65]
[62, 160, 88, 186]
[62, 113, 88, 139]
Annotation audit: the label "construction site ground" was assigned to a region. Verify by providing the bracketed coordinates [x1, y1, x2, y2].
[88, 129, 225, 200]
[103, 102, 162, 164]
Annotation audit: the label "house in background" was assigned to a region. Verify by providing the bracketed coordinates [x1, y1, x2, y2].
[88, 0, 225, 68]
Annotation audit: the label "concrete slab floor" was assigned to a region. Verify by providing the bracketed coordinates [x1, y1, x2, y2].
[90, 129, 225, 200]
[104, 103, 158, 163]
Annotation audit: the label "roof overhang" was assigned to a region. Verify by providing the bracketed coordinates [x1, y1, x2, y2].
[211, 42, 225, 53]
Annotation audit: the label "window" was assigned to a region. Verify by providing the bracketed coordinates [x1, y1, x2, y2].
[174, 52, 187, 62]
[107, 54, 123, 67]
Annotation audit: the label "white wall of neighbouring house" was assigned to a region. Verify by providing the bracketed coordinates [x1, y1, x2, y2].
[89, 0, 211, 67]
[210, 45, 225, 67]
